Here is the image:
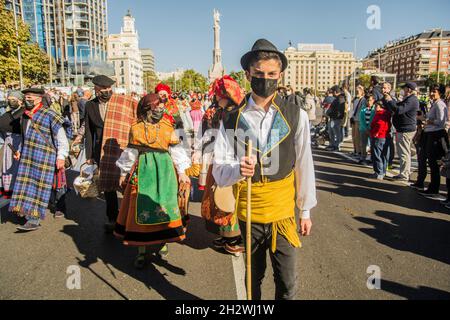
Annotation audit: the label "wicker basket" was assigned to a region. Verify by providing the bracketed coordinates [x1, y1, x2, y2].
[74, 163, 100, 198]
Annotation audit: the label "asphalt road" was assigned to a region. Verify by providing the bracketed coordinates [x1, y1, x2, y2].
[1, 140, 449, 300]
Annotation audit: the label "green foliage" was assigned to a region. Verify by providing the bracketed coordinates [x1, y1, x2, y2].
[143, 70, 159, 93]
[425, 72, 449, 87]
[229, 70, 251, 92]
[358, 74, 371, 89]
[162, 69, 209, 93]
[0, 0, 50, 85]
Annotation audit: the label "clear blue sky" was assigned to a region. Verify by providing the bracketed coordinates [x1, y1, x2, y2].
[108, 0, 450, 76]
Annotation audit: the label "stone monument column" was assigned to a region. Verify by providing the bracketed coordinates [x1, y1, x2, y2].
[209, 9, 225, 83]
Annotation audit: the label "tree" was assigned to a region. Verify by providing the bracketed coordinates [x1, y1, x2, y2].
[425, 72, 448, 87]
[143, 70, 159, 93]
[229, 70, 251, 92]
[0, 0, 50, 85]
[179, 69, 208, 92]
[357, 74, 371, 89]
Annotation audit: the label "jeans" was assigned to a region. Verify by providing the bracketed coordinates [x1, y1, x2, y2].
[329, 119, 343, 149]
[360, 130, 370, 160]
[371, 137, 390, 176]
[239, 221, 298, 300]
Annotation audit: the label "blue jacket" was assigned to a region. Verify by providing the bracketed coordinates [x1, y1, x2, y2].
[386, 95, 419, 133]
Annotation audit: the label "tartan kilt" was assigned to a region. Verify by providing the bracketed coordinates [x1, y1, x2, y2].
[9, 108, 64, 219]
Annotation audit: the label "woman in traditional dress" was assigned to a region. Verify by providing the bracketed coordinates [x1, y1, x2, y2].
[197, 75, 246, 256]
[0, 91, 23, 198]
[114, 93, 191, 269]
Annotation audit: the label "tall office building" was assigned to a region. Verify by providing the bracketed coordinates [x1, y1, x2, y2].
[140, 48, 155, 73]
[4, 0, 109, 83]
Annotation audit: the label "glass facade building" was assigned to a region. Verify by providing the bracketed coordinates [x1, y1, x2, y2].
[5, 0, 108, 81]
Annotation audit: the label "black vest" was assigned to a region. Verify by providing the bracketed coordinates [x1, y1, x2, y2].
[223, 93, 300, 183]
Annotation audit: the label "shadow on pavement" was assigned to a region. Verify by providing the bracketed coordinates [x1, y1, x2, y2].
[61, 170, 204, 300]
[380, 279, 450, 300]
[315, 162, 449, 215]
[355, 210, 450, 266]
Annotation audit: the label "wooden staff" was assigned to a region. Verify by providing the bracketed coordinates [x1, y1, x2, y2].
[246, 139, 253, 300]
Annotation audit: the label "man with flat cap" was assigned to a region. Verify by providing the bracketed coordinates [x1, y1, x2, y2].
[384, 81, 420, 182]
[84, 75, 138, 233]
[0, 87, 69, 231]
[212, 39, 317, 300]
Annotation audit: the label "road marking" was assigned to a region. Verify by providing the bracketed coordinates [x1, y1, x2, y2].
[231, 254, 247, 300]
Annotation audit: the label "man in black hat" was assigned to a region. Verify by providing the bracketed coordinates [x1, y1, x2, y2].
[84, 75, 137, 233]
[212, 39, 317, 300]
[0, 87, 69, 231]
[384, 81, 419, 182]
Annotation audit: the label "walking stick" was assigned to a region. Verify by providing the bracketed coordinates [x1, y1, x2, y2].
[246, 139, 253, 300]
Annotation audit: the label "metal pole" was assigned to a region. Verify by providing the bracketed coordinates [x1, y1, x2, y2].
[246, 139, 253, 301]
[437, 29, 443, 84]
[57, 0, 66, 86]
[353, 38, 357, 98]
[12, 0, 24, 89]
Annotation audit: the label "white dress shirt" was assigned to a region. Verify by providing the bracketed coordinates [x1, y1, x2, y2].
[212, 95, 317, 219]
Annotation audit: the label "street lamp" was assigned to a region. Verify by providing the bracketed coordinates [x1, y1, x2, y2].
[344, 36, 357, 97]
[12, 0, 24, 89]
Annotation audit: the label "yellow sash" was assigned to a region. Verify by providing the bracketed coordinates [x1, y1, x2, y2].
[234, 171, 301, 252]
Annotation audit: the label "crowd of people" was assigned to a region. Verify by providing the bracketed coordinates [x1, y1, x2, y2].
[1, 37, 449, 300]
[0, 38, 319, 301]
[284, 76, 450, 207]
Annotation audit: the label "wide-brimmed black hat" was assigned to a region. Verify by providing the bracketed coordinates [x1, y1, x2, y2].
[22, 87, 45, 95]
[240, 39, 288, 72]
[92, 75, 115, 87]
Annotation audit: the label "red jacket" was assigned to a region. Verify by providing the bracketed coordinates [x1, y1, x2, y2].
[370, 108, 392, 139]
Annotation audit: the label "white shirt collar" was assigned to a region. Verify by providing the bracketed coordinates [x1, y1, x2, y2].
[246, 94, 277, 113]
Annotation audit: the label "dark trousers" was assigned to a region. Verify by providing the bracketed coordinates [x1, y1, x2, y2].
[371, 137, 390, 176]
[104, 191, 118, 221]
[49, 189, 66, 214]
[446, 178, 450, 201]
[239, 221, 297, 300]
[425, 130, 448, 193]
[416, 132, 428, 187]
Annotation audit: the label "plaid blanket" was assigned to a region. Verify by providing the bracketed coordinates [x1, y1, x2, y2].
[10, 108, 64, 219]
[98, 94, 137, 192]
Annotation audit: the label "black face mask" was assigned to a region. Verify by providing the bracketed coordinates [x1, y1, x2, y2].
[99, 91, 113, 102]
[251, 77, 278, 98]
[150, 109, 164, 123]
[8, 101, 20, 109]
[25, 100, 35, 110]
